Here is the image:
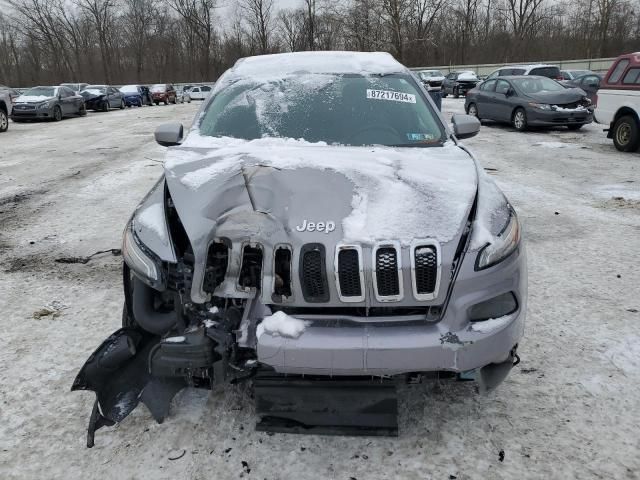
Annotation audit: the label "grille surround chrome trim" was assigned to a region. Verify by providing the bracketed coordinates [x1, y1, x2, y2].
[410, 239, 441, 301]
[334, 244, 365, 303]
[372, 241, 403, 302]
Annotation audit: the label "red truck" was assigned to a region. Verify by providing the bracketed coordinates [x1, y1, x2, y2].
[595, 52, 640, 152]
[150, 84, 177, 105]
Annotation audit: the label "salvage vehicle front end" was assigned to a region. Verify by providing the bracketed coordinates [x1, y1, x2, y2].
[73, 51, 526, 445]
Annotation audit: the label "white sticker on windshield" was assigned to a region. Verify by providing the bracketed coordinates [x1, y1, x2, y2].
[366, 89, 416, 104]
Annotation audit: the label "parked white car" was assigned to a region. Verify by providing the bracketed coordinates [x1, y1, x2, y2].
[176, 87, 191, 103]
[188, 85, 212, 100]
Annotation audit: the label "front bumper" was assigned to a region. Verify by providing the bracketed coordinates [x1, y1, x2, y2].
[11, 108, 52, 119]
[258, 245, 526, 376]
[528, 108, 593, 126]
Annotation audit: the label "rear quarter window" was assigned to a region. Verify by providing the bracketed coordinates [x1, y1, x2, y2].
[622, 68, 640, 85]
[608, 59, 630, 84]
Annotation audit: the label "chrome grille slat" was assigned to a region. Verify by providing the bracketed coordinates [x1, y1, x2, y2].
[335, 245, 365, 302]
[372, 241, 403, 302]
[410, 240, 441, 301]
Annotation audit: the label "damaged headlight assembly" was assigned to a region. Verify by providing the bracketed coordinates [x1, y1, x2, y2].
[475, 208, 521, 270]
[122, 219, 162, 286]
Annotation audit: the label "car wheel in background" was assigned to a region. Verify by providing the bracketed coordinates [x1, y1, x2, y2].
[164, 99, 168, 105]
[53, 106, 62, 122]
[467, 103, 480, 119]
[612, 115, 640, 152]
[441, 90, 447, 98]
[102, 100, 110, 112]
[79, 102, 87, 116]
[0, 109, 8, 132]
[154, 101, 159, 105]
[567, 124, 582, 131]
[512, 108, 528, 131]
[120, 99, 125, 109]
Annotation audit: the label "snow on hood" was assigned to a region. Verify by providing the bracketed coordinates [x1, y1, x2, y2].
[16, 95, 53, 103]
[165, 133, 479, 248]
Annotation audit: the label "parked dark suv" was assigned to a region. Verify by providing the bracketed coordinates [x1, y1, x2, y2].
[442, 71, 480, 98]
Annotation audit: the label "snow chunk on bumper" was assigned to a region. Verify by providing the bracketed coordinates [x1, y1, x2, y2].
[257, 311, 310, 339]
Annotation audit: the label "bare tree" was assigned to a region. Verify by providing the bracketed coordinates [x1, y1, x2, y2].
[241, 0, 274, 54]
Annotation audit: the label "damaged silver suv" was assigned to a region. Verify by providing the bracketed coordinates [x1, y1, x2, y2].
[73, 51, 526, 446]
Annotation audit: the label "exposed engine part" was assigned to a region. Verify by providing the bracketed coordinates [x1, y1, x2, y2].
[203, 241, 229, 293]
[272, 246, 292, 301]
[239, 244, 263, 289]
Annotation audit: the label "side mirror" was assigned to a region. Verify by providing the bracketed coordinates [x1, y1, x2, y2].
[451, 114, 481, 139]
[155, 122, 184, 147]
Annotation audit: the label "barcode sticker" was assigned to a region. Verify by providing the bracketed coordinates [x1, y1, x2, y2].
[366, 89, 416, 103]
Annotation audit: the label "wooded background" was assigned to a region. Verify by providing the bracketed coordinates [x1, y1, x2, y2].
[1, 0, 639, 87]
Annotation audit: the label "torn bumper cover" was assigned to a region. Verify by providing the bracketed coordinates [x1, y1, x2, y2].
[71, 326, 222, 447]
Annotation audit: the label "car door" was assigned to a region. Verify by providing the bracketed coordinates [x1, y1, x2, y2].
[108, 88, 118, 107]
[493, 79, 515, 121]
[200, 85, 212, 99]
[191, 87, 201, 99]
[476, 79, 497, 119]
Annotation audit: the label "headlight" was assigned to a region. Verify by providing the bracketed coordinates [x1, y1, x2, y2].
[122, 220, 160, 283]
[37, 102, 52, 110]
[528, 102, 551, 110]
[475, 208, 521, 270]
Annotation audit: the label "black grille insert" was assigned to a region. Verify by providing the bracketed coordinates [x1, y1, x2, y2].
[375, 247, 400, 297]
[337, 249, 362, 298]
[414, 246, 437, 295]
[300, 244, 329, 302]
[273, 246, 292, 301]
[239, 245, 263, 289]
[203, 241, 229, 293]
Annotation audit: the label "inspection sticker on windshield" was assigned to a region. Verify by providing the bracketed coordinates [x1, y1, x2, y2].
[366, 89, 416, 103]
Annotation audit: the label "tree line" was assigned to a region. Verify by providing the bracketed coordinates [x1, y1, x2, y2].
[1, 0, 639, 87]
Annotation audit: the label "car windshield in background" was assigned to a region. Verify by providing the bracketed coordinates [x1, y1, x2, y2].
[151, 85, 166, 92]
[512, 77, 565, 94]
[529, 67, 560, 78]
[420, 70, 443, 78]
[24, 87, 56, 97]
[120, 85, 139, 93]
[199, 74, 445, 147]
[84, 86, 106, 94]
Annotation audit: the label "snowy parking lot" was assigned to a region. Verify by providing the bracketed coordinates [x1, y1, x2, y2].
[1, 98, 639, 479]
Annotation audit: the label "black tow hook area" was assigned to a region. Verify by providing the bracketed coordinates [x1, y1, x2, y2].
[72, 327, 216, 448]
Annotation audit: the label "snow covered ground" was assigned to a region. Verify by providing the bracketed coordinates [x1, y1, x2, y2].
[1, 98, 639, 479]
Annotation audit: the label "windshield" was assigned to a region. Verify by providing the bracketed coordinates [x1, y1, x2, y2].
[199, 74, 445, 147]
[120, 85, 139, 93]
[151, 84, 166, 92]
[23, 87, 56, 97]
[513, 77, 565, 93]
[420, 70, 443, 78]
[569, 70, 590, 78]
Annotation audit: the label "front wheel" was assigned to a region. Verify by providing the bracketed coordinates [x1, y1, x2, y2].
[453, 87, 459, 99]
[78, 103, 87, 116]
[0, 109, 8, 132]
[120, 99, 125, 109]
[467, 102, 480, 119]
[102, 100, 110, 112]
[612, 115, 640, 152]
[512, 108, 527, 131]
[53, 106, 62, 122]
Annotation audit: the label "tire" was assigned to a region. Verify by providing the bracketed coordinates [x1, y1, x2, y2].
[567, 124, 582, 131]
[612, 115, 640, 152]
[467, 102, 480, 119]
[0, 109, 8, 132]
[164, 99, 168, 105]
[120, 99, 125, 109]
[154, 101, 159, 105]
[512, 108, 528, 131]
[53, 106, 62, 122]
[102, 100, 110, 112]
[78, 103, 87, 116]
[453, 87, 459, 99]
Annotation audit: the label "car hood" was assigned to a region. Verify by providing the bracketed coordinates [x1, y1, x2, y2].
[423, 76, 445, 82]
[163, 135, 479, 303]
[15, 95, 55, 103]
[524, 88, 586, 104]
[81, 90, 106, 100]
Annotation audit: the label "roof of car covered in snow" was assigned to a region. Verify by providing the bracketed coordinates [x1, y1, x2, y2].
[228, 51, 407, 79]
